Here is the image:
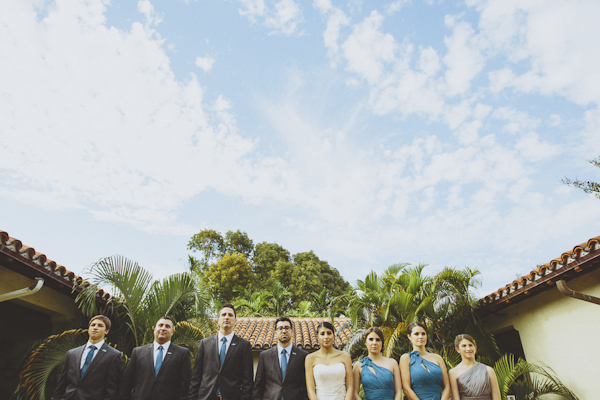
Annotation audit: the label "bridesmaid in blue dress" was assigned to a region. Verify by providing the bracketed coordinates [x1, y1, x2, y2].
[399, 322, 450, 400]
[352, 327, 402, 400]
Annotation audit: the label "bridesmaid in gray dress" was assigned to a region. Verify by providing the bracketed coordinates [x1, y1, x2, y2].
[448, 334, 501, 400]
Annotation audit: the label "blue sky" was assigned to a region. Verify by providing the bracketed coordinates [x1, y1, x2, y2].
[1, 0, 600, 297]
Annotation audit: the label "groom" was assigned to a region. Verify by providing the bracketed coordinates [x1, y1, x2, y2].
[252, 317, 308, 400]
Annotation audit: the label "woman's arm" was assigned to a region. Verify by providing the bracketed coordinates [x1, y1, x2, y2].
[487, 366, 502, 400]
[352, 361, 362, 400]
[399, 354, 420, 400]
[343, 353, 354, 400]
[390, 359, 403, 400]
[448, 368, 461, 400]
[435, 355, 451, 400]
[305, 354, 318, 400]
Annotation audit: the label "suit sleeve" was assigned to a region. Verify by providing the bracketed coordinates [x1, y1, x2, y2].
[119, 348, 138, 400]
[252, 352, 266, 400]
[188, 341, 204, 400]
[104, 349, 122, 400]
[241, 340, 254, 400]
[51, 351, 71, 400]
[178, 348, 192, 400]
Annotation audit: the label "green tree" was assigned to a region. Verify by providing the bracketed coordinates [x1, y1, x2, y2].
[253, 242, 290, 283]
[205, 252, 254, 303]
[234, 291, 274, 317]
[562, 155, 600, 199]
[187, 229, 254, 269]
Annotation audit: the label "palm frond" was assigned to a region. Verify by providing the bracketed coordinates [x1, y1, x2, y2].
[14, 329, 88, 400]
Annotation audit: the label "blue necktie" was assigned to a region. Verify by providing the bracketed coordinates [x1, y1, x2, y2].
[219, 337, 227, 366]
[155, 345, 163, 376]
[80, 345, 96, 377]
[281, 348, 287, 378]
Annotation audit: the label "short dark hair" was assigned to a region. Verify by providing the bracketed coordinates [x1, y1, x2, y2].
[317, 321, 335, 333]
[219, 303, 236, 318]
[454, 333, 476, 348]
[157, 316, 175, 327]
[89, 315, 111, 331]
[364, 327, 384, 351]
[407, 321, 428, 336]
[275, 317, 293, 329]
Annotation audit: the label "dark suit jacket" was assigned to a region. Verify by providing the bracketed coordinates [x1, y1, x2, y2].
[51, 342, 121, 400]
[252, 345, 308, 400]
[189, 334, 253, 400]
[119, 343, 191, 400]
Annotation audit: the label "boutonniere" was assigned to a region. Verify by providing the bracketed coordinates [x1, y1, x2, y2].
[232, 343, 237, 346]
[292, 352, 297, 355]
[102, 349, 107, 352]
[167, 352, 172, 355]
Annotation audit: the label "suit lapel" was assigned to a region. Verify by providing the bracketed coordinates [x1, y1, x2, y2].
[220, 334, 239, 371]
[75, 345, 86, 381]
[156, 344, 175, 377]
[144, 344, 156, 379]
[282, 345, 299, 382]
[80, 342, 108, 380]
[271, 347, 283, 382]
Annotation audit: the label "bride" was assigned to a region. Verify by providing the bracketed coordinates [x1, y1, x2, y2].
[305, 321, 353, 400]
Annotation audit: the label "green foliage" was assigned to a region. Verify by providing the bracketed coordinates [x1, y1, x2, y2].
[187, 229, 351, 315]
[253, 242, 290, 283]
[14, 330, 89, 400]
[493, 353, 578, 400]
[206, 252, 254, 303]
[346, 264, 497, 361]
[562, 155, 600, 199]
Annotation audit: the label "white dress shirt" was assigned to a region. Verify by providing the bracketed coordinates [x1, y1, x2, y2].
[80, 340, 105, 368]
[217, 331, 235, 355]
[154, 341, 171, 366]
[277, 343, 292, 367]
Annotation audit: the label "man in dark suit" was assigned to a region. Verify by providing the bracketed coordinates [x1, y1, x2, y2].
[189, 303, 253, 400]
[51, 315, 121, 400]
[120, 316, 191, 400]
[253, 317, 308, 400]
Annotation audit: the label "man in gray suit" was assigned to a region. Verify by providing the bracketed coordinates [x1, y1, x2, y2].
[253, 317, 308, 400]
[189, 303, 253, 400]
[51, 315, 121, 400]
[120, 316, 191, 400]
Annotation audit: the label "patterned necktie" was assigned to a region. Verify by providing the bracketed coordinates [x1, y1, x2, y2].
[281, 348, 287, 378]
[220, 337, 227, 366]
[80, 345, 96, 377]
[155, 345, 163, 376]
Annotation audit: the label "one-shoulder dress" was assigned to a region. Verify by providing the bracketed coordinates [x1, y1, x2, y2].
[360, 357, 395, 400]
[408, 351, 443, 400]
[313, 363, 346, 400]
[456, 363, 492, 400]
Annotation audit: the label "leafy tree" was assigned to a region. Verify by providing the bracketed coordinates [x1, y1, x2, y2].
[234, 291, 274, 317]
[188, 229, 254, 269]
[562, 155, 600, 199]
[205, 252, 254, 303]
[253, 242, 290, 283]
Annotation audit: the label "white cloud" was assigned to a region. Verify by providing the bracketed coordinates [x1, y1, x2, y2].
[195, 54, 215, 72]
[0, 0, 262, 232]
[238, 0, 303, 36]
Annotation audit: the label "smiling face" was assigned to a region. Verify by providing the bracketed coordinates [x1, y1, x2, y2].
[88, 319, 108, 344]
[318, 326, 334, 348]
[456, 338, 477, 360]
[154, 318, 175, 344]
[217, 307, 237, 334]
[408, 325, 427, 348]
[365, 331, 383, 355]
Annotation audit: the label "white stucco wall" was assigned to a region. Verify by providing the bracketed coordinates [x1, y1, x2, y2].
[481, 269, 600, 400]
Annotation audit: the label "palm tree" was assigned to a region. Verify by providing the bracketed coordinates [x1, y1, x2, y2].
[493, 353, 578, 400]
[234, 291, 274, 316]
[14, 255, 213, 399]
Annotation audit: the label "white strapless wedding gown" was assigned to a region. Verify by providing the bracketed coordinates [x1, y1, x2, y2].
[313, 363, 346, 400]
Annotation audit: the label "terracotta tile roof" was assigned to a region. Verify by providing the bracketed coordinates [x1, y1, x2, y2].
[233, 317, 353, 351]
[478, 235, 600, 315]
[0, 230, 110, 302]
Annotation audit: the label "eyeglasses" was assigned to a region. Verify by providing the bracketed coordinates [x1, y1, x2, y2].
[276, 326, 292, 331]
